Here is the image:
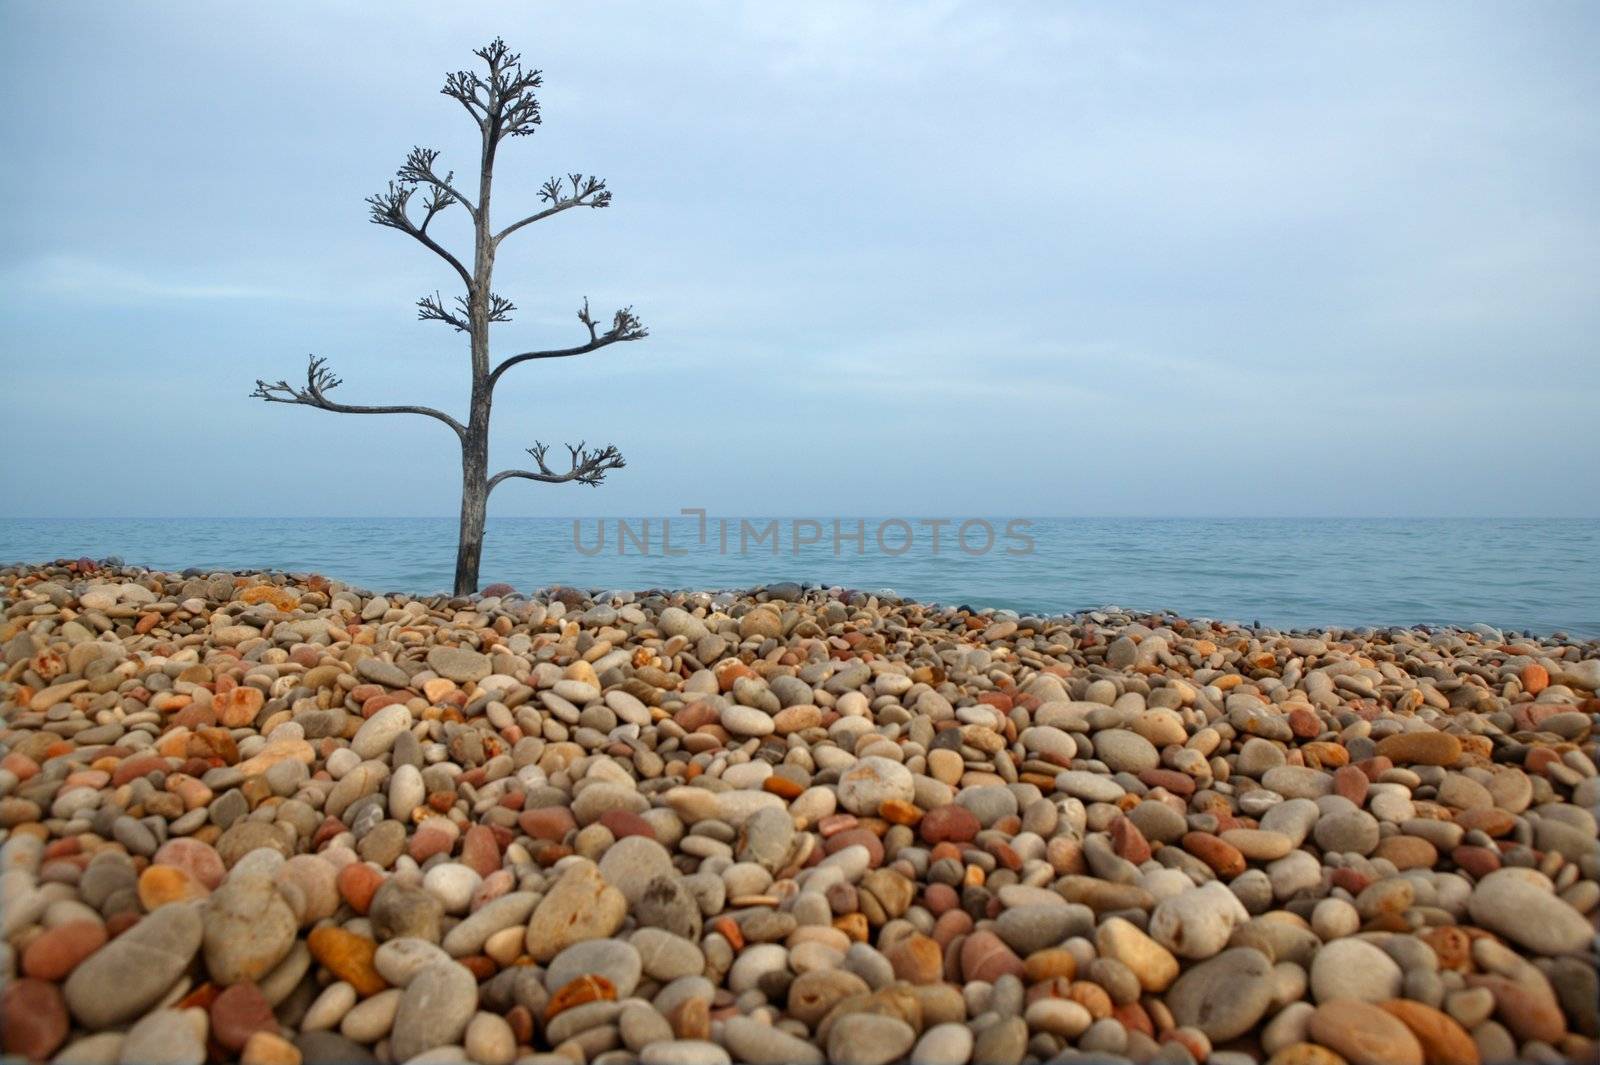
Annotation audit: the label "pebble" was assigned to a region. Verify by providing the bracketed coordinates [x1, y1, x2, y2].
[440, 891, 537, 958]
[1096, 916, 1179, 991]
[1149, 882, 1248, 959]
[306, 927, 385, 997]
[1380, 1000, 1480, 1065]
[721, 1015, 826, 1065]
[1093, 729, 1159, 773]
[118, 1008, 206, 1065]
[389, 961, 477, 1061]
[426, 645, 490, 683]
[22, 920, 107, 981]
[836, 757, 915, 815]
[210, 981, 278, 1052]
[828, 1014, 917, 1065]
[524, 862, 626, 961]
[631, 928, 706, 982]
[1166, 948, 1276, 1041]
[971, 1016, 1027, 1065]
[1309, 938, 1403, 1003]
[1467, 869, 1596, 955]
[351, 704, 412, 759]
[63, 902, 203, 1029]
[464, 1011, 516, 1065]
[0, 562, 1596, 1065]
[639, 1040, 731, 1065]
[1307, 999, 1424, 1065]
[545, 939, 642, 997]
[372, 938, 451, 987]
[911, 1022, 974, 1065]
[203, 875, 298, 984]
[621, 1001, 674, 1051]
[2, 979, 70, 1061]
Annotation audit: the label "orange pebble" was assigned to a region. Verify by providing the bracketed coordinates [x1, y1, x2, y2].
[336, 862, 383, 914]
[545, 974, 616, 1020]
[833, 913, 869, 942]
[306, 927, 387, 997]
[763, 776, 804, 799]
[137, 864, 208, 910]
[1023, 948, 1077, 983]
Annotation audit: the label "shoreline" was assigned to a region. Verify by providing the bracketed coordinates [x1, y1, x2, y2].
[2, 560, 1597, 1063]
[5, 513, 1598, 637]
[4, 557, 1596, 646]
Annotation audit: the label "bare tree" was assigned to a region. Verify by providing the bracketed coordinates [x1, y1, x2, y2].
[253, 39, 646, 595]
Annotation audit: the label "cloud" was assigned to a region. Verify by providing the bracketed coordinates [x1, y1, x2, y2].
[5, 254, 285, 303]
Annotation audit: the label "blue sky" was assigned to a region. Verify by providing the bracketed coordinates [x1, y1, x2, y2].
[3, 2, 1597, 518]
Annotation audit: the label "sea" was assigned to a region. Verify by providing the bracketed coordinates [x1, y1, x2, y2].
[2, 517, 1597, 637]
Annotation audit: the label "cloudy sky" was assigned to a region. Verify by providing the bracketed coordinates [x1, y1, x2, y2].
[3, 2, 1597, 518]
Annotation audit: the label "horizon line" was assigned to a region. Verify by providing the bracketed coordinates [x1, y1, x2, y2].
[4, 514, 1600, 522]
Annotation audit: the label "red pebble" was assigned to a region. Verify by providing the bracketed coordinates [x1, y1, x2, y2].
[1452, 845, 1502, 879]
[337, 863, 383, 914]
[518, 806, 576, 842]
[920, 805, 980, 845]
[987, 840, 1023, 872]
[977, 692, 1013, 713]
[507, 1005, 534, 1045]
[825, 828, 885, 868]
[153, 838, 226, 889]
[409, 823, 458, 864]
[311, 817, 346, 850]
[932, 908, 974, 950]
[1332, 765, 1369, 806]
[1181, 832, 1246, 877]
[923, 882, 959, 916]
[816, 814, 860, 837]
[20, 921, 106, 982]
[960, 930, 1025, 983]
[111, 754, 168, 787]
[460, 825, 501, 878]
[1, 979, 69, 1062]
[209, 981, 277, 1052]
[1287, 707, 1321, 739]
[1355, 756, 1394, 783]
[1524, 747, 1561, 776]
[1109, 816, 1152, 864]
[1138, 768, 1196, 797]
[598, 810, 655, 840]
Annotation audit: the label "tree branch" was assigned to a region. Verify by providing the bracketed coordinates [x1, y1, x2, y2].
[486, 300, 647, 388]
[494, 173, 611, 245]
[441, 38, 543, 144]
[365, 181, 473, 289]
[397, 147, 476, 218]
[417, 291, 514, 332]
[488, 441, 625, 492]
[251, 356, 465, 437]
[416, 291, 470, 332]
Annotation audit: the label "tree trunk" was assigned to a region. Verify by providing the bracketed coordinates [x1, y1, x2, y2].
[453, 125, 500, 597]
[452, 426, 488, 595]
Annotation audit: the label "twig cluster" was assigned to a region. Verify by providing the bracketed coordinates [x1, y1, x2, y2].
[418, 291, 516, 332]
[539, 173, 612, 211]
[577, 297, 647, 343]
[499, 440, 627, 488]
[443, 38, 544, 140]
[251, 355, 342, 405]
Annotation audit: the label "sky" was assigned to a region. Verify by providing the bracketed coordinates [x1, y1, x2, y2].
[2, 1, 1597, 519]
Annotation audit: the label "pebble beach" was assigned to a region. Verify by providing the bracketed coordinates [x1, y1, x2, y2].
[1, 560, 1597, 1065]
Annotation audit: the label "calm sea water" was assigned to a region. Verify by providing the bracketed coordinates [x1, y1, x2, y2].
[2, 518, 1596, 637]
